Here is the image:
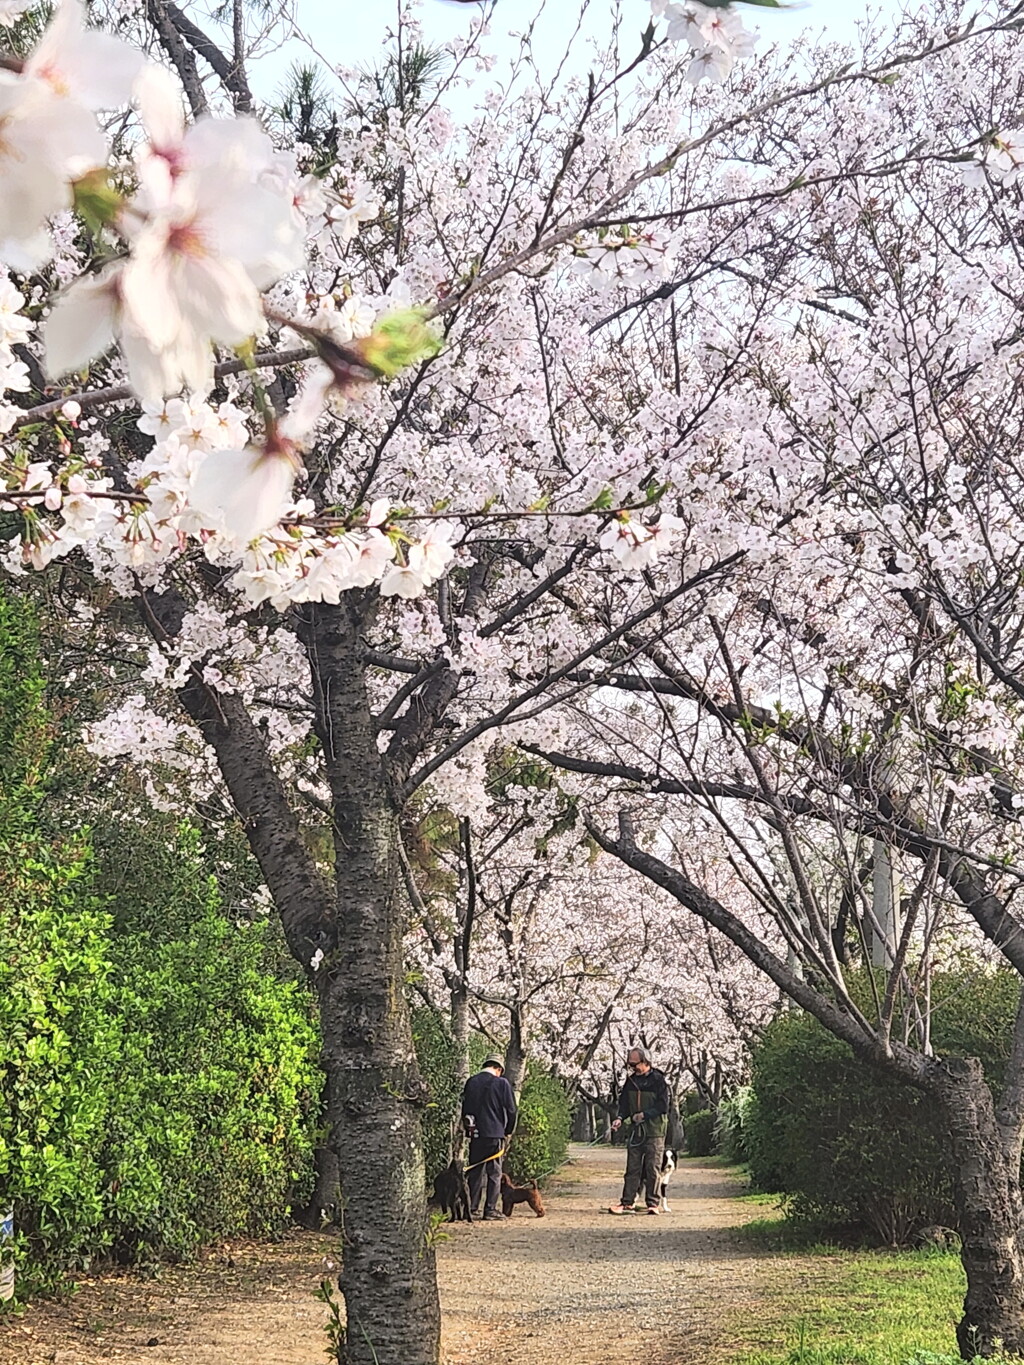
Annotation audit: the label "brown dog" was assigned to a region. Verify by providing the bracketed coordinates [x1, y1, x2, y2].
[500, 1173, 545, 1218]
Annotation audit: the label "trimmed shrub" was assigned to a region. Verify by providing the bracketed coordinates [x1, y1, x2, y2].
[746, 969, 1020, 1245]
[715, 1086, 753, 1164]
[0, 591, 119, 1292]
[685, 1108, 716, 1157]
[1, 823, 322, 1285]
[0, 839, 121, 1292]
[0, 590, 321, 1291]
[505, 1071, 571, 1183]
[97, 829, 321, 1262]
[411, 1008, 462, 1177]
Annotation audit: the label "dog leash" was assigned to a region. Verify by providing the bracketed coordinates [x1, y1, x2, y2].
[463, 1146, 506, 1172]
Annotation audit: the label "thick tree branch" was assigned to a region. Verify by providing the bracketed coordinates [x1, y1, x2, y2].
[14, 346, 312, 431]
[160, 0, 253, 111]
[590, 810, 929, 1082]
[138, 585, 333, 968]
[146, 0, 208, 115]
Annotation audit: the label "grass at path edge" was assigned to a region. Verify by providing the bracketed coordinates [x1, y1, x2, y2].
[725, 1245, 965, 1365]
[693, 1159, 967, 1365]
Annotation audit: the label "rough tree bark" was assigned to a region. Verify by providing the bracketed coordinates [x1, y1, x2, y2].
[503, 1007, 527, 1099]
[302, 598, 440, 1365]
[142, 581, 440, 1363]
[925, 1056, 1024, 1356]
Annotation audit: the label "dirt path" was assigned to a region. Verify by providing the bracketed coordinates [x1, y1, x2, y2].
[441, 1145, 780, 1365]
[0, 1146, 783, 1365]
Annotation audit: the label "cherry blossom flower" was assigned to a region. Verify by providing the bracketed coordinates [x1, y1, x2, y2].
[661, 1, 754, 84]
[189, 441, 299, 542]
[321, 183, 381, 245]
[0, 0, 30, 26]
[346, 531, 397, 588]
[0, 76, 105, 266]
[965, 130, 1024, 187]
[598, 518, 667, 571]
[44, 259, 213, 400]
[279, 363, 335, 445]
[417, 521, 459, 581]
[380, 551, 430, 599]
[572, 227, 677, 291]
[43, 63, 310, 401]
[26, 0, 143, 112]
[0, 0, 140, 266]
[0, 275, 32, 350]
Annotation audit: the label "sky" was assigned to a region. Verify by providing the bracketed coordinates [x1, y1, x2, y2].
[256, 0, 905, 104]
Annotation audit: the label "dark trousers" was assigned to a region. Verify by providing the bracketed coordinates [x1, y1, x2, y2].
[467, 1136, 504, 1214]
[621, 1133, 665, 1208]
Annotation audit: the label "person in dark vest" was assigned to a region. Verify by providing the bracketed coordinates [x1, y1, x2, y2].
[608, 1044, 669, 1215]
[461, 1056, 517, 1221]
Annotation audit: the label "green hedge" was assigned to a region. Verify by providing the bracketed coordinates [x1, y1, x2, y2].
[685, 1109, 716, 1157]
[0, 836, 121, 1291]
[505, 1072, 571, 1183]
[1, 824, 322, 1291]
[0, 590, 320, 1293]
[715, 1087, 753, 1164]
[411, 1008, 462, 1178]
[746, 969, 1020, 1245]
[97, 829, 320, 1264]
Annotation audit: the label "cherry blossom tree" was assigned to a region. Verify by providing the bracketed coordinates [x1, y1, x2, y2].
[519, 5, 1024, 1348]
[407, 775, 659, 1097]
[3, 0, 1022, 1359]
[406, 780, 768, 1146]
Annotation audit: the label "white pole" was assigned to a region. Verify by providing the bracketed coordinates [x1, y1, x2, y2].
[871, 840, 899, 968]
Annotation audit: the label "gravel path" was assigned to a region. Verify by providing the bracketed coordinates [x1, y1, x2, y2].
[0, 1145, 781, 1365]
[440, 1144, 778, 1365]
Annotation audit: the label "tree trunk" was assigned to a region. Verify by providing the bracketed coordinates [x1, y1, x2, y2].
[451, 986, 470, 1088]
[305, 601, 440, 1365]
[294, 1077, 341, 1229]
[295, 1142, 341, 1229]
[666, 1083, 685, 1151]
[926, 1056, 1024, 1357]
[318, 968, 439, 1364]
[572, 1104, 593, 1142]
[504, 1007, 527, 1098]
[143, 579, 442, 1363]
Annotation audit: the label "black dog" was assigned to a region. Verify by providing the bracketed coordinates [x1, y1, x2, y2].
[431, 1158, 473, 1223]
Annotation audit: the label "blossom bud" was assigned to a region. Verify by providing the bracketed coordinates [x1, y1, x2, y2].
[61, 400, 81, 422]
[356, 309, 442, 378]
[72, 169, 125, 234]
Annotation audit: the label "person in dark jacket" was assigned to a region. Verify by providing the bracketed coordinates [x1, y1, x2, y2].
[608, 1045, 669, 1215]
[461, 1057, 517, 1220]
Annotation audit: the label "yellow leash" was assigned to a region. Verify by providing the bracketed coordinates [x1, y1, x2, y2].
[463, 1146, 506, 1172]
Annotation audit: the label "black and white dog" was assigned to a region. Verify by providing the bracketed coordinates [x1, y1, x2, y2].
[656, 1148, 677, 1213]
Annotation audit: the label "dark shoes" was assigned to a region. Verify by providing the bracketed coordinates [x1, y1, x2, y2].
[482, 1209, 506, 1221]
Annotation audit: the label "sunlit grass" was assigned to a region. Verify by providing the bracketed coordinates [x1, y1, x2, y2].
[725, 1243, 966, 1365]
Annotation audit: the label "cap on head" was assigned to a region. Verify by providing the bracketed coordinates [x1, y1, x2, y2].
[483, 1056, 505, 1072]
